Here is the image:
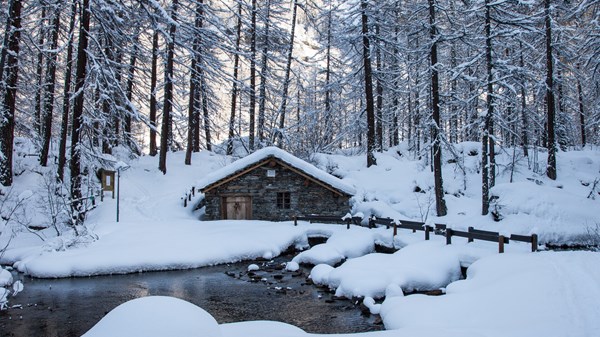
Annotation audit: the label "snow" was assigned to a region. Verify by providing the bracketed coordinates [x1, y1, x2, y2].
[0, 268, 12, 287]
[285, 261, 299, 271]
[195, 146, 356, 196]
[2, 141, 600, 336]
[82, 296, 222, 337]
[310, 241, 461, 299]
[6, 220, 311, 278]
[247, 263, 260, 271]
[292, 226, 386, 266]
[379, 251, 600, 337]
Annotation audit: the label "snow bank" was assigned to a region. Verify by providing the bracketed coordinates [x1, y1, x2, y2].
[5, 221, 310, 278]
[292, 226, 389, 266]
[310, 241, 461, 299]
[83, 296, 222, 337]
[380, 251, 600, 337]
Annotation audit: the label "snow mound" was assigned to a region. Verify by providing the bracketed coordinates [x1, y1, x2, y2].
[0, 269, 12, 287]
[82, 296, 222, 337]
[292, 227, 377, 266]
[220, 321, 306, 337]
[380, 251, 600, 337]
[313, 241, 461, 299]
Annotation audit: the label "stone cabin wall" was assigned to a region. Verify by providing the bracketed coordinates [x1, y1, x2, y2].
[202, 160, 351, 221]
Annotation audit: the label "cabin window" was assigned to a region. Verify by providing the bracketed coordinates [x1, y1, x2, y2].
[277, 192, 291, 209]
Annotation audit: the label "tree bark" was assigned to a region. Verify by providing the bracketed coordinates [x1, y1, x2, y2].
[40, 6, 61, 167]
[186, 0, 204, 165]
[0, 0, 22, 186]
[361, 0, 376, 167]
[248, 0, 257, 150]
[429, 0, 447, 216]
[577, 65, 586, 146]
[276, 0, 298, 148]
[158, 0, 178, 174]
[57, 1, 77, 182]
[227, 2, 242, 155]
[545, 0, 557, 180]
[70, 0, 91, 225]
[482, 0, 494, 215]
[375, 23, 383, 152]
[149, 31, 159, 157]
[257, 0, 271, 146]
[34, 7, 46, 135]
[519, 43, 529, 157]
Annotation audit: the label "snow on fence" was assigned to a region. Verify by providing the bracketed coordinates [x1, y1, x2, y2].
[293, 214, 538, 253]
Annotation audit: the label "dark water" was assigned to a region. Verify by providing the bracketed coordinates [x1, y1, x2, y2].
[0, 257, 383, 337]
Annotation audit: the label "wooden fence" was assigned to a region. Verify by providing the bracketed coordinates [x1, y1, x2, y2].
[293, 215, 363, 229]
[293, 214, 538, 253]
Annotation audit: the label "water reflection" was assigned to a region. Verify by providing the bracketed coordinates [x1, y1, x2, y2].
[1, 258, 383, 336]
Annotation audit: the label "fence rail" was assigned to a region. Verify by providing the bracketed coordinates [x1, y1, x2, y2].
[293, 215, 362, 229]
[293, 214, 538, 253]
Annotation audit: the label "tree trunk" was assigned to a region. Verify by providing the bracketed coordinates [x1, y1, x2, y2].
[185, 1, 203, 165]
[375, 23, 383, 152]
[124, 40, 137, 153]
[519, 43, 529, 157]
[57, 1, 77, 182]
[429, 0, 447, 216]
[227, 2, 242, 155]
[257, 0, 271, 146]
[577, 65, 586, 146]
[482, 0, 494, 215]
[0, 0, 22, 187]
[70, 0, 91, 225]
[322, 8, 332, 149]
[276, 0, 298, 147]
[149, 30, 159, 157]
[34, 7, 46, 136]
[40, 6, 61, 167]
[158, 0, 178, 174]
[200, 69, 211, 151]
[545, 0, 557, 180]
[361, 0, 376, 167]
[248, 0, 257, 150]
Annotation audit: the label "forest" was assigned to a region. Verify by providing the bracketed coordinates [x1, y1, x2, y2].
[0, 0, 598, 226]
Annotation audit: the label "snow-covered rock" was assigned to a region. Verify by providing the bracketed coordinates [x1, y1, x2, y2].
[82, 296, 222, 337]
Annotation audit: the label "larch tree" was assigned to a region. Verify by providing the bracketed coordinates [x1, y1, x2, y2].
[0, 0, 22, 187]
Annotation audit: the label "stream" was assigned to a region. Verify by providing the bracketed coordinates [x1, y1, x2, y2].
[0, 255, 383, 336]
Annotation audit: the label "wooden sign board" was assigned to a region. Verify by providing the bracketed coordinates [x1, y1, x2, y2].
[101, 170, 116, 199]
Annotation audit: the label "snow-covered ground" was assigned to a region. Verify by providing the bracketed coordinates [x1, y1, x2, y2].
[84, 250, 600, 337]
[1, 141, 600, 336]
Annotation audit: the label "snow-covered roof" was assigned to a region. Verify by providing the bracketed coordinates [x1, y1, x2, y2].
[196, 147, 356, 196]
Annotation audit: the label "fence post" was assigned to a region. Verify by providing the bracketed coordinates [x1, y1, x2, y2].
[294, 216, 298, 226]
[192, 187, 195, 197]
[188, 193, 192, 201]
[393, 221, 397, 236]
[346, 218, 350, 230]
[499, 235, 505, 253]
[425, 225, 430, 240]
[184, 197, 187, 207]
[531, 234, 538, 252]
[446, 228, 453, 245]
[468, 227, 474, 243]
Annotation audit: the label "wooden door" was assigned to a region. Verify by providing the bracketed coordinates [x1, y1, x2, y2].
[223, 196, 252, 220]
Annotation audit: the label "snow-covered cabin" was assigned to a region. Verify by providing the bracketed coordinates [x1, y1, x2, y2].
[197, 147, 355, 221]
